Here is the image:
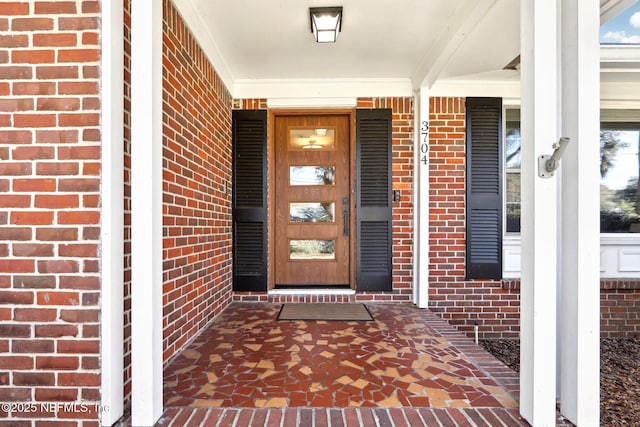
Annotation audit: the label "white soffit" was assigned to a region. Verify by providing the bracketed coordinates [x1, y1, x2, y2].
[172, 0, 517, 98]
[600, 0, 639, 23]
[171, 0, 640, 99]
[428, 0, 520, 83]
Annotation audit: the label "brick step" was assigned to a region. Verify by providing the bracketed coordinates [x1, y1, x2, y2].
[149, 407, 530, 427]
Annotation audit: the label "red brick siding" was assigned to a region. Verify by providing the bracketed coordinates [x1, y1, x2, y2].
[233, 97, 414, 303]
[358, 97, 414, 301]
[428, 97, 519, 339]
[496, 279, 640, 338]
[428, 98, 640, 339]
[162, 0, 233, 362]
[122, 0, 133, 409]
[236, 98, 267, 110]
[601, 280, 640, 338]
[0, 1, 101, 425]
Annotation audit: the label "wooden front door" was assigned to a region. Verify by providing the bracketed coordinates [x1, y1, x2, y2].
[274, 114, 351, 286]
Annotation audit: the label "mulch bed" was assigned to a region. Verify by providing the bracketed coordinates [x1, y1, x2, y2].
[480, 338, 640, 426]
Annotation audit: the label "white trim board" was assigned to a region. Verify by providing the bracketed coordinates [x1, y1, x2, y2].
[100, 0, 124, 424]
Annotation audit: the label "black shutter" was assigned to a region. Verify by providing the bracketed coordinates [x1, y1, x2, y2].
[356, 109, 392, 291]
[466, 98, 502, 279]
[232, 110, 267, 291]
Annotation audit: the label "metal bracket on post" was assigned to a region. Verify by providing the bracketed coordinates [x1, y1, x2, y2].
[538, 137, 570, 178]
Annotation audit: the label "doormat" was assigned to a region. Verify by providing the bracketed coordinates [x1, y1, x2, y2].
[277, 303, 374, 321]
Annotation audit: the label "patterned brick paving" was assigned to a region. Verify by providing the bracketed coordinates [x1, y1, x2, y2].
[109, 302, 594, 426]
[112, 303, 586, 426]
[125, 302, 535, 426]
[163, 303, 518, 410]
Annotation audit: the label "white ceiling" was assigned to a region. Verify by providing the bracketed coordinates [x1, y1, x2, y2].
[174, 1, 519, 88]
[173, 0, 640, 99]
[195, 0, 471, 80]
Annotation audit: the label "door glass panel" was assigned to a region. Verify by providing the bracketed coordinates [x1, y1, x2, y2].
[290, 166, 335, 186]
[290, 202, 335, 222]
[289, 240, 335, 260]
[290, 128, 335, 150]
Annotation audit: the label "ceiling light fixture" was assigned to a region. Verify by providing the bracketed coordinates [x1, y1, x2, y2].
[302, 139, 322, 149]
[309, 7, 342, 43]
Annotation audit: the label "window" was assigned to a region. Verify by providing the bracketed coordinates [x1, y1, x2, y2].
[600, 123, 640, 232]
[503, 109, 640, 234]
[505, 109, 521, 233]
[600, 1, 640, 45]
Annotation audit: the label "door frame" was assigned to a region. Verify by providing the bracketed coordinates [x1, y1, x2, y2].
[268, 109, 357, 290]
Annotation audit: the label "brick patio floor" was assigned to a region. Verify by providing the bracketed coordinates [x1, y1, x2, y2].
[116, 302, 583, 426]
[135, 302, 529, 426]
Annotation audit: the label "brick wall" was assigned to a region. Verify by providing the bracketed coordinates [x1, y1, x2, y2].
[358, 97, 414, 301]
[428, 97, 519, 339]
[0, 1, 102, 425]
[233, 97, 415, 303]
[236, 98, 267, 110]
[601, 280, 640, 338]
[464, 279, 640, 338]
[428, 98, 640, 339]
[162, 0, 234, 362]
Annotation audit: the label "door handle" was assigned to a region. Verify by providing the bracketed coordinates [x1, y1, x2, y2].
[343, 208, 349, 236]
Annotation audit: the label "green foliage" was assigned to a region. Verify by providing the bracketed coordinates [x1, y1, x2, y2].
[600, 130, 629, 178]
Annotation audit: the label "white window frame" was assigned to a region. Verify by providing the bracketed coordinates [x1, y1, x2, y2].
[501, 105, 640, 279]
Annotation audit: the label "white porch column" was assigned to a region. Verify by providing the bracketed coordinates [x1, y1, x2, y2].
[520, 0, 559, 425]
[100, 0, 124, 424]
[131, 0, 164, 425]
[413, 87, 430, 308]
[559, 0, 601, 425]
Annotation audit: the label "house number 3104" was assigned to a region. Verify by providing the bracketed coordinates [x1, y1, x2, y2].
[420, 120, 429, 165]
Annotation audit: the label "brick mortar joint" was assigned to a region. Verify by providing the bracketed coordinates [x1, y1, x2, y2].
[498, 279, 640, 291]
